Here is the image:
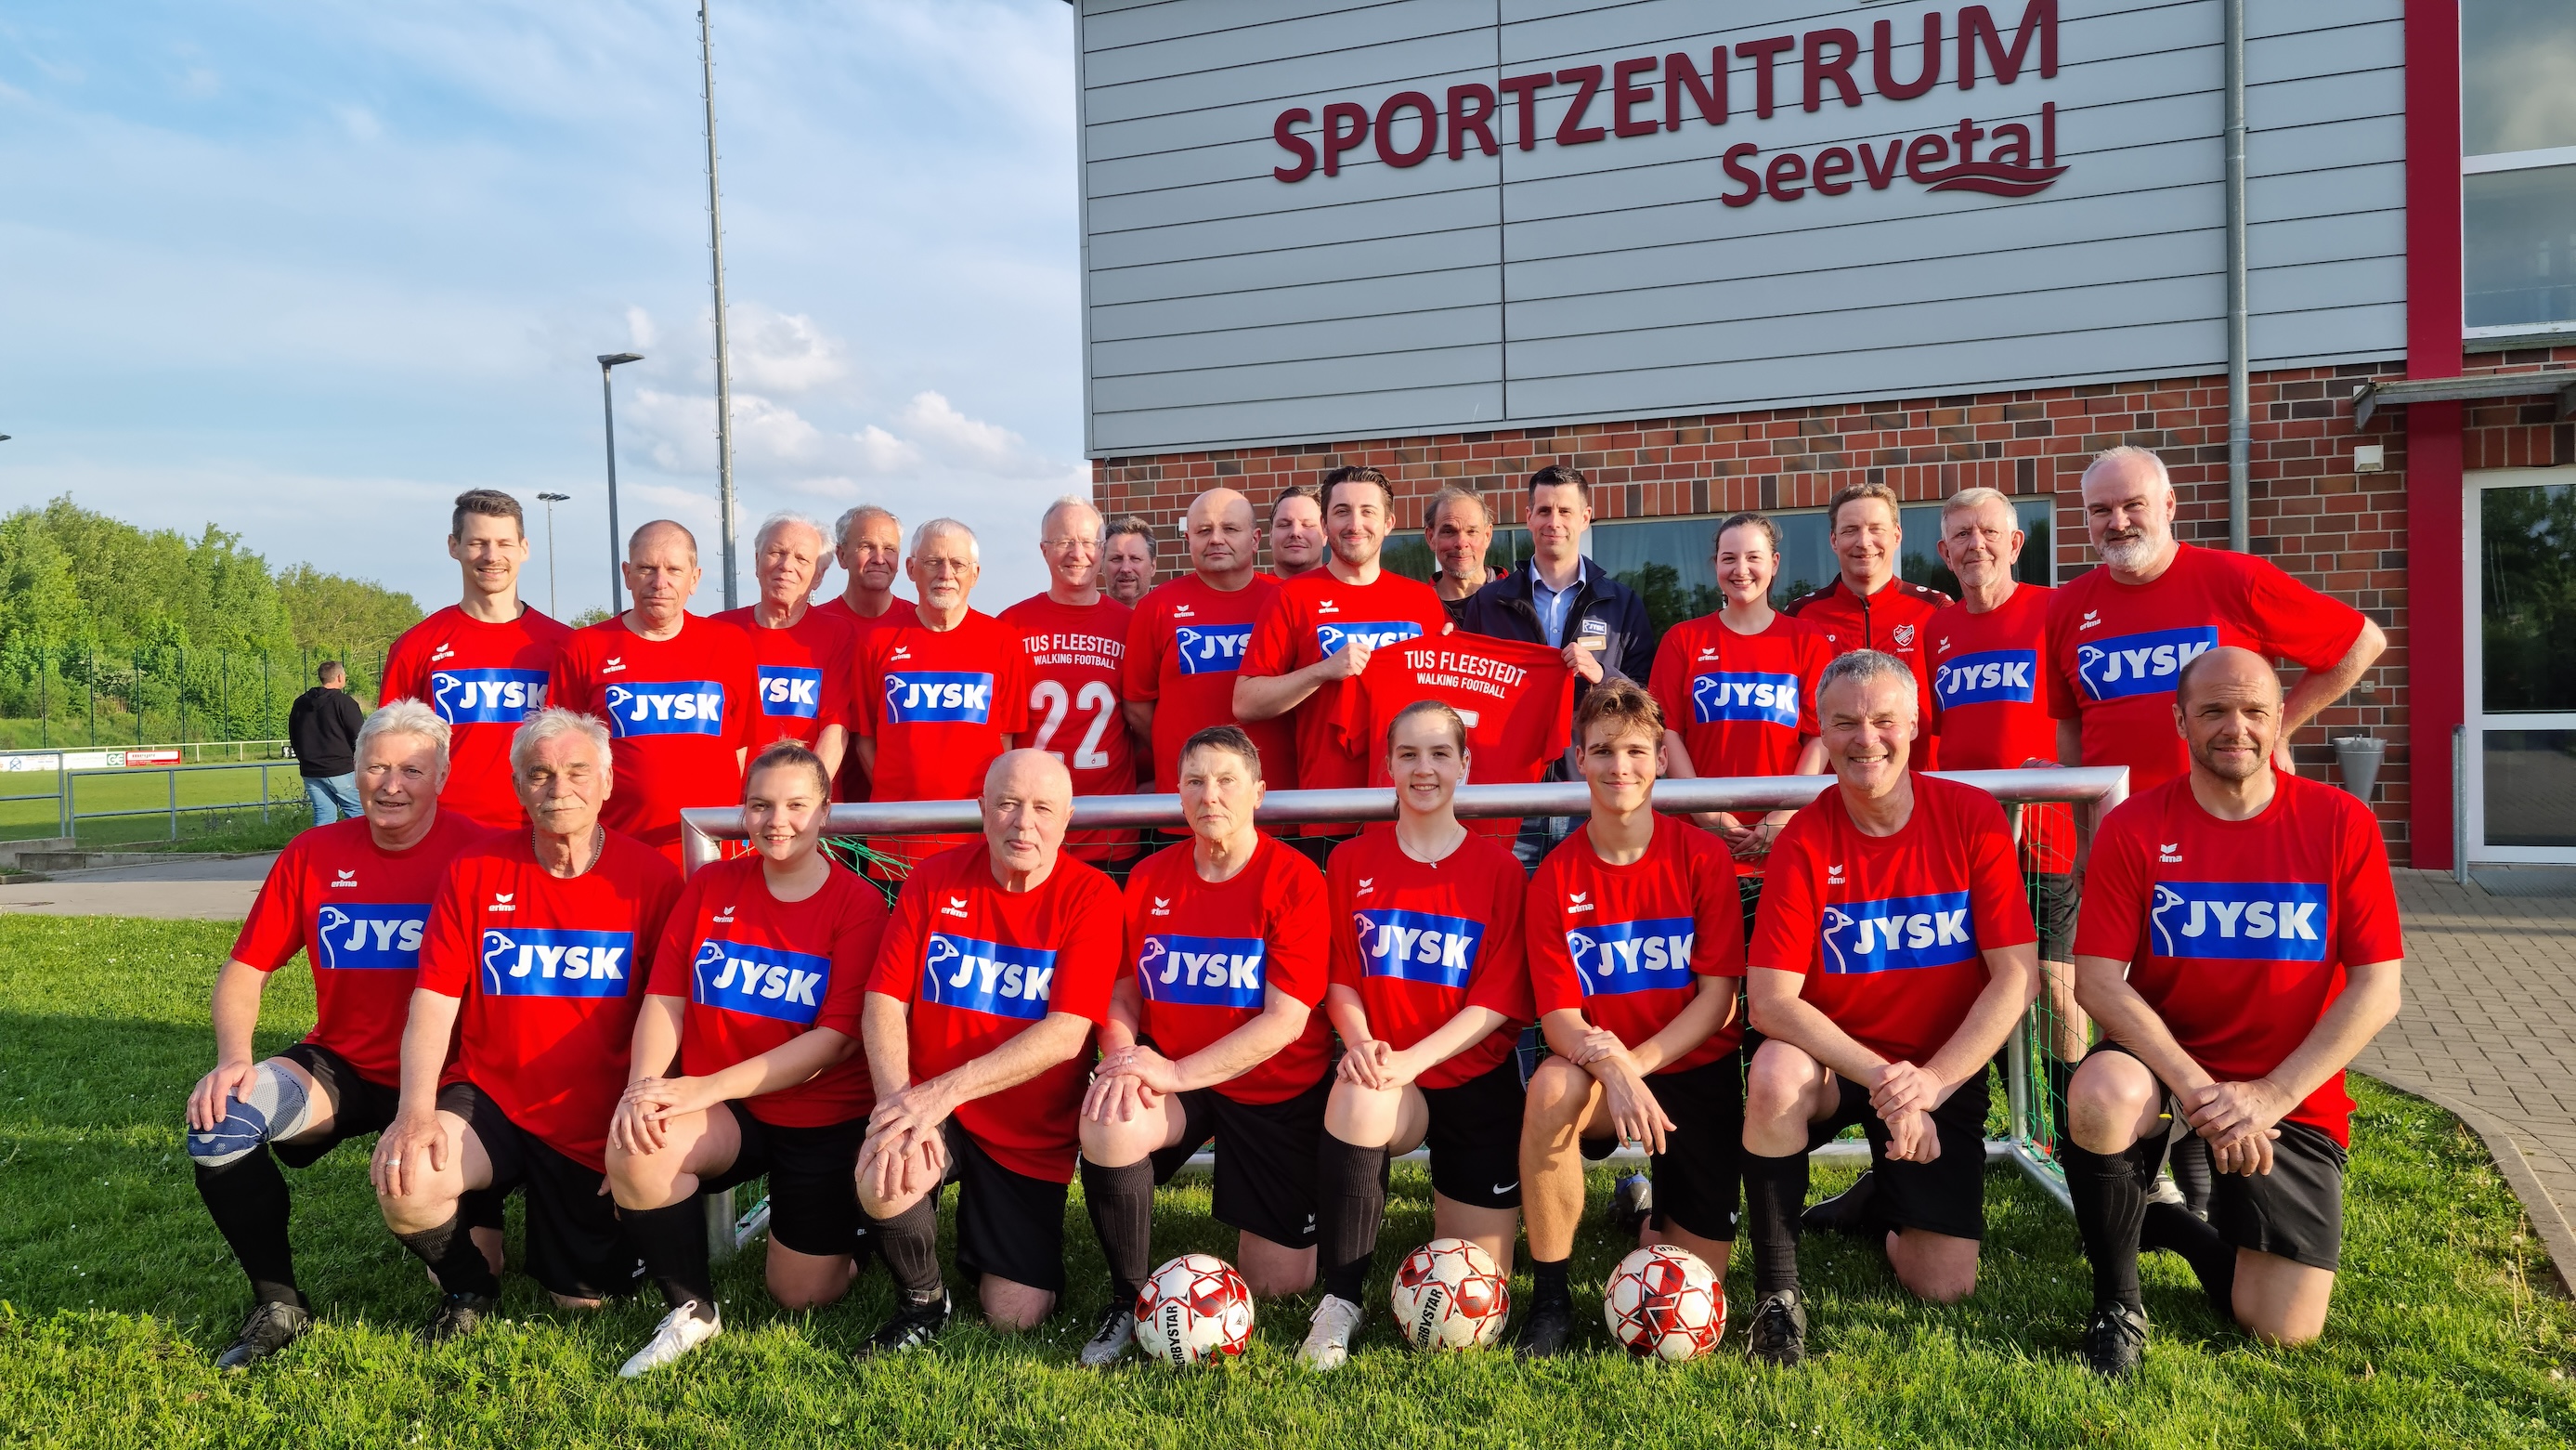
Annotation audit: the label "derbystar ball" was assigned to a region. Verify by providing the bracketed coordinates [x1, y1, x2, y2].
[1603, 1244, 1726, 1362]
[1134, 1252, 1254, 1367]
[1389, 1236, 1511, 1352]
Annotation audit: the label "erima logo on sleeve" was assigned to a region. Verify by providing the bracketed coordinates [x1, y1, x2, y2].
[602, 681, 728, 737]
[1315, 622, 1425, 656]
[692, 938, 830, 1025]
[918, 934, 1057, 1020]
[2149, 882, 2328, 962]
[1690, 671, 1801, 727]
[478, 929, 635, 997]
[1817, 892, 1977, 974]
[882, 671, 995, 724]
[1564, 916, 1697, 997]
[1353, 908, 1484, 990]
[1135, 934, 1267, 1010]
[2075, 627, 2218, 701]
[313, 905, 428, 972]
[430, 669, 550, 725]
[757, 666, 825, 719]
[1171, 624, 1253, 676]
[1933, 649, 2038, 708]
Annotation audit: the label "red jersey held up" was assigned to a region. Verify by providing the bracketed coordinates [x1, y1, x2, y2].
[1326, 828, 1532, 1091]
[1334, 633, 1572, 843]
[1751, 772, 2036, 1069]
[1780, 576, 1950, 770]
[2074, 773, 2401, 1146]
[382, 604, 575, 830]
[711, 604, 855, 755]
[1122, 836, 1334, 1104]
[811, 595, 917, 800]
[999, 592, 1139, 863]
[644, 853, 889, 1129]
[1525, 814, 1746, 1075]
[1242, 567, 1451, 815]
[229, 810, 494, 1087]
[1930, 583, 2075, 875]
[2046, 543, 2368, 796]
[549, 614, 761, 863]
[1123, 572, 1299, 815]
[415, 830, 684, 1170]
[866, 843, 1124, 1183]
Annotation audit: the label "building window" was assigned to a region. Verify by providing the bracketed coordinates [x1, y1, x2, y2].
[2462, 0, 2576, 334]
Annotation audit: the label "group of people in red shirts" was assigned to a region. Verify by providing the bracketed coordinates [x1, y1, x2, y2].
[180, 445, 2403, 1382]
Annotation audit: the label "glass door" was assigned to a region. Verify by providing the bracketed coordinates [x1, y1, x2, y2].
[2468, 471, 2576, 862]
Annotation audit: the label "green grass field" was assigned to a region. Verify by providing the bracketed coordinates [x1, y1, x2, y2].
[3, 915, 2571, 1448]
[0, 764, 306, 848]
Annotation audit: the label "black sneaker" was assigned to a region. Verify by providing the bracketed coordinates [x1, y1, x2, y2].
[1609, 1173, 1655, 1238]
[215, 1300, 311, 1371]
[1514, 1296, 1578, 1359]
[2079, 1302, 2149, 1378]
[1745, 1288, 1807, 1367]
[1802, 1171, 1880, 1238]
[1077, 1302, 1136, 1369]
[420, 1291, 497, 1346]
[855, 1292, 952, 1363]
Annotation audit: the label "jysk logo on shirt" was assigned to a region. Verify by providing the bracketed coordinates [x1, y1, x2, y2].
[1564, 916, 1697, 997]
[478, 929, 636, 997]
[691, 937, 829, 1025]
[757, 666, 825, 719]
[1135, 934, 1266, 1010]
[1353, 909, 1484, 990]
[313, 904, 428, 972]
[2149, 882, 2328, 962]
[1818, 892, 1977, 974]
[882, 671, 994, 724]
[1933, 649, 2038, 708]
[918, 934, 1057, 1020]
[1172, 624, 1253, 676]
[2075, 627, 2218, 701]
[1315, 621, 1425, 657]
[603, 681, 728, 737]
[1690, 671, 1801, 727]
[431, 669, 549, 725]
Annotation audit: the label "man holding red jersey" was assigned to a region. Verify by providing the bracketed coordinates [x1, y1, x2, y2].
[373, 710, 684, 1341]
[854, 751, 1125, 1355]
[1780, 481, 1950, 769]
[549, 520, 760, 864]
[812, 503, 917, 802]
[1001, 498, 1141, 875]
[1123, 487, 1296, 796]
[2062, 647, 2402, 1375]
[713, 513, 854, 778]
[381, 490, 573, 830]
[1268, 483, 1326, 580]
[1075, 725, 1335, 1368]
[1740, 651, 2038, 1367]
[184, 702, 493, 1371]
[1517, 681, 1746, 1358]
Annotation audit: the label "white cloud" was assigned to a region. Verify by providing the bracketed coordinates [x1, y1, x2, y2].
[625, 304, 657, 351]
[898, 391, 1060, 477]
[728, 303, 844, 393]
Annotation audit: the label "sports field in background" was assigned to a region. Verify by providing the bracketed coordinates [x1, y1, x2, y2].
[0, 764, 306, 849]
[4, 915, 2572, 1449]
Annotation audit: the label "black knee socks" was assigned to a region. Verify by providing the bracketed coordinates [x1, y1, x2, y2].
[194, 1148, 302, 1309]
[1530, 1256, 1570, 1311]
[395, 1210, 501, 1300]
[2062, 1137, 2156, 1312]
[1744, 1151, 1810, 1300]
[2168, 1127, 2215, 1216]
[870, 1195, 945, 1306]
[619, 1199, 717, 1318]
[1080, 1157, 1155, 1309]
[1316, 1133, 1389, 1304]
[2143, 1201, 2238, 1318]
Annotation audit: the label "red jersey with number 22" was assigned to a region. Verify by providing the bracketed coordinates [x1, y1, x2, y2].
[382, 605, 574, 830]
[999, 593, 1138, 861]
[1123, 836, 1333, 1104]
[1526, 816, 1745, 1075]
[1326, 828, 1531, 1091]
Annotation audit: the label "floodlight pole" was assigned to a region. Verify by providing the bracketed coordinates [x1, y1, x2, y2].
[535, 492, 570, 619]
[700, 1, 740, 610]
[597, 353, 644, 616]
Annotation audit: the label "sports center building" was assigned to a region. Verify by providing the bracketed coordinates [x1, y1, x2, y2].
[1072, 0, 2576, 871]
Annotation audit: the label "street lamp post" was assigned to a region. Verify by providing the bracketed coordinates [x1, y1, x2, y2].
[596, 352, 644, 616]
[535, 492, 570, 620]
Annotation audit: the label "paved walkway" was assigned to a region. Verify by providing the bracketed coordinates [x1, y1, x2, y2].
[0, 852, 274, 921]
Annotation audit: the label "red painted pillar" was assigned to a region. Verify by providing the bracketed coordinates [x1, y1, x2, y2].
[2404, 0, 2465, 869]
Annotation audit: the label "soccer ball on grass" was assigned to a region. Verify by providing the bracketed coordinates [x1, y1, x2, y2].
[1602, 1244, 1725, 1361]
[1388, 1236, 1510, 1352]
[1134, 1252, 1254, 1367]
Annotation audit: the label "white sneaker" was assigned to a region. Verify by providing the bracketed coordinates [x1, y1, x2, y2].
[2146, 1171, 2187, 1208]
[1298, 1295, 1365, 1371]
[618, 1302, 721, 1378]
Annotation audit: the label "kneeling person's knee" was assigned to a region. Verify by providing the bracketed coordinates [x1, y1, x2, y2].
[188, 1062, 319, 1169]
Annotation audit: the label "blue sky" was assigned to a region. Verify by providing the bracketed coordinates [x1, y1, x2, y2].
[0, 0, 1086, 618]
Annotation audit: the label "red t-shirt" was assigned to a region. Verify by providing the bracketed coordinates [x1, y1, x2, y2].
[1325, 828, 1532, 1091]
[866, 843, 1124, 1182]
[1930, 584, 2075, 874]
[644, 853, 888, 1128]
[382, 605, 575, 830]
[711, 604, 855, 754]
[1242, 568, 1451, 814]
[998, 593, 1138, 862]
[415, 830, 684, 1170]
[1751, 773, 2036, 1068]
[2074, 773, 2401, 1146]
[1334, 633, 1572, 843]
[811, 595, 917, 800]
[1779, 576, 1950, 769]
[229, 810, 494, 1086]
[1647, 611, 1831, 780]
[2046, 544, 2368, 796]
[1124, 574, 1300, 835]
[1121, 836, 1334, 1104]
[548, 615, 761, 863]
[1525, 814, 1746, 1075]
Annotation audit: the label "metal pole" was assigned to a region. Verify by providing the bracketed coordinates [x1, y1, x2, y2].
[2222, 0, 2250, 553]
[261, 763, 270, 824]
[87, 642, 95, 747]
[602, 365, 626, 616]
[2453, 722, 2470, 886]
[700, 0, 740, 609]
[168, 768, 178, 842]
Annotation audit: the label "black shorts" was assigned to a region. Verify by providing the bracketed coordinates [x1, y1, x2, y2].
[1419, 1061, 1527, 1210]
[277, 1043, 505, 1233]
[438, 1080, 644, 1300]
[2032, 871, 2080, 964]
[1150, 1075, 1329, 1250]
[1583, 1059, 1744, 1243]
[1805, 1067, 1994, 1242]
[2084, 1042, 2347, 1271]
[702, 1102, 866, 1260]
[938, 1119, 1072, 1296]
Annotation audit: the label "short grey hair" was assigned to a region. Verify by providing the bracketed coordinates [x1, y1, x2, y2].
[1817, 649, 1919, 715]
[510, 707, 614, 777]
[357, 699, 450, 764]
[831, 503, 899, 551]
[1041, 496, 1102, 538]
[911, 517, 980, 561]
[1104, 515, 1155, 553]
[2084, 445, 2172, 492]
[1940, 486, 2016, 523]
[1425, 486, 1490, 531]
[754, 511, 829, 555]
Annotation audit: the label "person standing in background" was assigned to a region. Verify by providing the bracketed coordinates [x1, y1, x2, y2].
[812, 504, 917, 803]
[1424, 486, 1503, 621]
[288, 661, 368, 827]
[1102, 516, 1159, 606]
[1268, 484, 1326, 581]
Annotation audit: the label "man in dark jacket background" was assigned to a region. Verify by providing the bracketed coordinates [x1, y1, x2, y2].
[287, 660, 368, 826]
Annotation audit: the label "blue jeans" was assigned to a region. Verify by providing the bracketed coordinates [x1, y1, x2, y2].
[305, 774, 361, 826]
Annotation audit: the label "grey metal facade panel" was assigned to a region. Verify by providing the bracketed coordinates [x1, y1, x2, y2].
[1090, 265, 1503, 341]
[1090, 302, 1503, 376]
[1093, 382, 1509, 455]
